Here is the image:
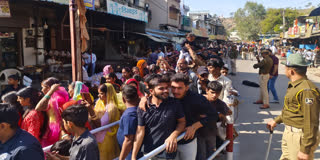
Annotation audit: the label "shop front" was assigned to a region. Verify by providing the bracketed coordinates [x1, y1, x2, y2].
[0, 29, 22, 69]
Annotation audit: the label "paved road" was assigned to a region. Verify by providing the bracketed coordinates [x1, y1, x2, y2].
[227, 58, 320, 160]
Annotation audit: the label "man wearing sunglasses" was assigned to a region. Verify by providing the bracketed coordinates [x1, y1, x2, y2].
[189, 66, 209, 95]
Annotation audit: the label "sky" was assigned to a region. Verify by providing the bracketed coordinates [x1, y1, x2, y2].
[183, 0, 319, 17]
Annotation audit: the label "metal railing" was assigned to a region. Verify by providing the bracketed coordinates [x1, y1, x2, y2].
[207, 140, 231, 160]
[42, 120, 120, 152]
[138, 133, 230, 160]
[138, 132, 186, 160]
[43, 120, 232, 160]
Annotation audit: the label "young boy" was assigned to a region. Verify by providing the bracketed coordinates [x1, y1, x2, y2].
[221, 66, 229, 77]
[220, 65, 240, 97]
[46, 104, 99, 160]
[117, 85, 143, 160]
[0, 75, 24, 100]
[197, 81, 232, 160]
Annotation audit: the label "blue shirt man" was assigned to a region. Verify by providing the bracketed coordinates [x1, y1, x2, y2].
[117, 107, 143, 160]
[0, 128, 44, 160]
[0, 104, 44, 160]
[117, 85, 143, 160]
[148, 51, 158, 65]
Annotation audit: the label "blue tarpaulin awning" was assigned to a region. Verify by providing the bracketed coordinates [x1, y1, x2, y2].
[309, 7, 320, 17]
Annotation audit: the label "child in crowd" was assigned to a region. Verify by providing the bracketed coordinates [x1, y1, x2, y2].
[197, 81, 232, 160]
[46, 104, 99, 160]
[220, 65, 240, 97]
[0, 74, 25, 100]
[117, 85, 143, 160]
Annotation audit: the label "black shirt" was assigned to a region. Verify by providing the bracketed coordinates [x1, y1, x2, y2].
[137, 97, 185, 159]
[0, 128, 44, 160]
[198, 99, 229, 137]
[178, 90, 219, 144]
[69, 129, 100, 160]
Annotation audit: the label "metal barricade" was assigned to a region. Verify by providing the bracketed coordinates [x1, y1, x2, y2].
[207, 140, 231, 160]
[138, 132, 186, 160]
[42, 120, 120, 152]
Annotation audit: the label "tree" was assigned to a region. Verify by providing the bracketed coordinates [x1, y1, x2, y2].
[260, 8, 302, 34]
[234, 2, 266, 40]
[305, 2, 312, 8]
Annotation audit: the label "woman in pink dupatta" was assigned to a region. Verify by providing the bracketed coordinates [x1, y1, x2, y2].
[35, 77, 69, 147]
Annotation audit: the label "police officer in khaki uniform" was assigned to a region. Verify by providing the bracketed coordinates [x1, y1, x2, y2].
[253, 50, 274, 109]
[267, 54, 320, 160]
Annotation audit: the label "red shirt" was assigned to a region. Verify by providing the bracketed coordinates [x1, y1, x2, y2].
[21, 110, 44, 142]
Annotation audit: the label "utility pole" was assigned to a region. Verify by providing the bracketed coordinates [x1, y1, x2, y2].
[69, 0, 82, 81]
[282, 9, 285, 38]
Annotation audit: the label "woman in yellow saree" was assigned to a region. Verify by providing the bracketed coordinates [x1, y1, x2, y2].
[93, 83, 120, 160]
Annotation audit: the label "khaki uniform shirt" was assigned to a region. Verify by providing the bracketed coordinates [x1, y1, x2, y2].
[274, 77, 320, 154]
[253, 56, 273, 74]
[229, 49, 238, 59]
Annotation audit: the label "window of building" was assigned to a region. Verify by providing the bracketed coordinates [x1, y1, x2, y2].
[133, 0, 139, 6]
[169, 7, 179, 20]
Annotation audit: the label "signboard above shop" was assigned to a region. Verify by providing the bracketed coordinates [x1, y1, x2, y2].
[0, 0, 11, 17]
[41, 0, 96, 10]
[106, 0, 148, 23]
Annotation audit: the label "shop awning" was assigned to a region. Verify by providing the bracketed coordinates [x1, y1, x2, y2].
[146, 34, 169, 43]
[146, 28, 185, 37]
[145, 32, 170, 39]
[134, 32, 169, 43]
[309, 7, 320, 17]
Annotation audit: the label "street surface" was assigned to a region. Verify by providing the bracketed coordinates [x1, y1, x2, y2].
[229, 57, 320, 160]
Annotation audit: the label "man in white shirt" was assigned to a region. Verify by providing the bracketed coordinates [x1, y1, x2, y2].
[270, 45, 278, 55]
[82, 49, 97, 76]
[207, 59, 236, 103]
[81, 59, 92, 84]
[302, 49, 307, 58]
[305, 49, 315, 67]
[47, 56, 59, 72]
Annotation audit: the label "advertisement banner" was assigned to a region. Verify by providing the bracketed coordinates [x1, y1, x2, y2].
[42, 0, 95, 10]
[293, 26, 299, 35]
[106, 0, 148, 23]
[84, 0, 95, 10]
[0, 0, 10, 17]
[209, 35, 216, 40]
[288, 27, 293, 35]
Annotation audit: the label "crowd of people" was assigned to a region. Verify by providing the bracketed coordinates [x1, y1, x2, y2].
[0, 33, 273, 160]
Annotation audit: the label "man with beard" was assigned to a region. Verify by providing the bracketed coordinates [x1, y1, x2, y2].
[132, 75, 186, 160]
[177, 58, 196, 83]
[189, 66, 209, 95]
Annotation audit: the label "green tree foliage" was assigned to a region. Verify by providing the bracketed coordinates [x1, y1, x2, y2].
[260, 8, 302, 34]
[234, 2, 266, 41]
